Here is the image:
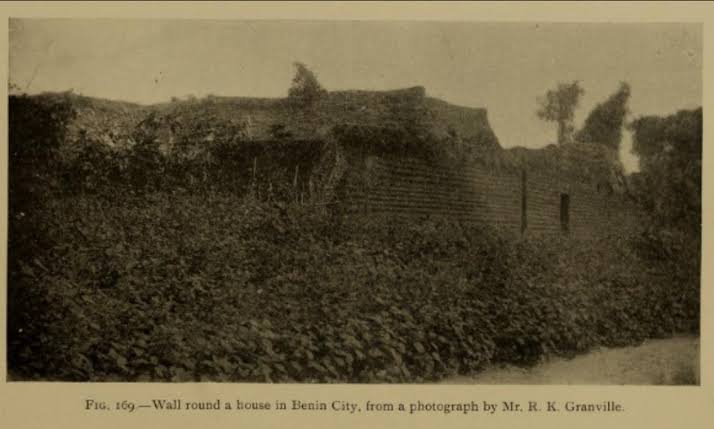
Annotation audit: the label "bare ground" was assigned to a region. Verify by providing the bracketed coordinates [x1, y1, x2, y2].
[442, 336, 699, 385]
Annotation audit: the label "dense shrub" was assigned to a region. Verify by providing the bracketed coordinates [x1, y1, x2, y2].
[575, 82, 631, 151]
[9, 94, 329, 202]
[7, 93, 700, 382]
[7, 193, 699, 382]
[332, 122, 471, 166]
[629, 107, 702, 232]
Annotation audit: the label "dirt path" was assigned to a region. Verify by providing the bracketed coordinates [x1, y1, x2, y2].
[442, 336, 699, 385]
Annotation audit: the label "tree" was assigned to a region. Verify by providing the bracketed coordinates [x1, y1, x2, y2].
[629, 107, 702, 231]
[287, 62, 327, 106]
[575, 82, 631, 150]
[537, 81, 584, 145]
[629, 108, 701, 294]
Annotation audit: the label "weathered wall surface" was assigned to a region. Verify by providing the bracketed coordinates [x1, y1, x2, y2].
[524, 171, 641, 239]
[153, 86, 498, 147]
[343, 156, 641, 239]
[19, 93, 639, 240]
[342, 157, 521, 230]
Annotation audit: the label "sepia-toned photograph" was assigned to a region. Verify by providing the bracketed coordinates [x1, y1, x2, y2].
[7, 19, 701, 384]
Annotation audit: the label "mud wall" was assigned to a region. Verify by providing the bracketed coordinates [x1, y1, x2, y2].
[343, 156, 640, 239]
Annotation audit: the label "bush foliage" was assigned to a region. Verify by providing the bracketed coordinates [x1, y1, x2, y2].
[7, 93, 700, 382]
[575, 82, 631, 151]
[8, 193, 699, 382]
[629, 107, 702, 232]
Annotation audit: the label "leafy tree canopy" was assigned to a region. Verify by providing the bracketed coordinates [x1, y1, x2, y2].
[629, 107, 702, 230]
[287, 62, 327, 106]
[575, 82, 631, 151]
[536, 81, 584, 145]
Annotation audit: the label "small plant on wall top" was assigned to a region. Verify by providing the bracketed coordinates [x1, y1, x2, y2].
[287, 62, 327, 107]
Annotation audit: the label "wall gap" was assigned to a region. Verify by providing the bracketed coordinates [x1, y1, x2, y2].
[560, 193, 570, 233]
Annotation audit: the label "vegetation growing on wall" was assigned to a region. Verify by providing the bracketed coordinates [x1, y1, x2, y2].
[7, 84, 701, 382]
[288, 62, 328, 107]
[500, 141, 629, 196]
[628, 108, 702, 286]
[536, 81, 584, 146]
[629, 107, 702, 228]
[7, 194, 699, 382]
[575, 82, 631, 151]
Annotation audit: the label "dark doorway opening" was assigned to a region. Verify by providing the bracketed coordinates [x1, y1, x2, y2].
[521, 170, 527, 234]
[560, 193, 570, 233]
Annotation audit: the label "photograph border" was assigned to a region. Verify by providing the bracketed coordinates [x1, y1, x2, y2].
[0, 2, 711, 428]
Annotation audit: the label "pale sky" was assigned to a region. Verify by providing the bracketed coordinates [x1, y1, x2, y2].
[9, 19, 702, 172]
